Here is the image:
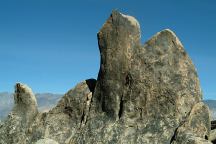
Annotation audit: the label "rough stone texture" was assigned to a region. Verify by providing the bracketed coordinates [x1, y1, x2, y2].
[210, 129, 216, 143]
[0, 11, 212, 144]
[27, 79, 95, 144]
[171, 102, 211, 143]
[70, 11, 206, 144]
[0, 83, 38, 144]
[35, 138, 59, 144]
[0, 80, 95, 144]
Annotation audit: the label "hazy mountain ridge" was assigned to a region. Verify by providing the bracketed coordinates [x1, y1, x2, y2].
[0, 92, 13, 120]
[0, 92, 62, 120]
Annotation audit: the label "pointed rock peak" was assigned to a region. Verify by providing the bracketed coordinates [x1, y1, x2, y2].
[160, 29, 183, 47]
[119, 12, 140, 29]
[95, 11, 142, 119]
[110, 10, 140, 29]
[14, 83, 37, 106]
[99, 10, 141, 43]
[15, 83, 33, 94]
[146, 29, 184, 50]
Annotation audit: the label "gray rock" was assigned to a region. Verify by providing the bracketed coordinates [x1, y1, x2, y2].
[27, 79, 95, 144]
[210, 129, 216, 142]
[35, 138, 59, 144]
[0, 83, 38, 144]
[0, 11, 212, 144]
[71, 10, 205, 143]
[171, 102, 211, 143]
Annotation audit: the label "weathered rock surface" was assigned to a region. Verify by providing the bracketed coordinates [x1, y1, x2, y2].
[27, 79, 95, 144]
[0, 11, 212, 144]
[171, 102, 211, 144]
[35, 138, 59, 144]
[0, 83, 38, 144]
[210, 129, 216, 143]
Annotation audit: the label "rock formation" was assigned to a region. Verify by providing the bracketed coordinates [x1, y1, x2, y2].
[0, 83, 38, 144]
[35, 138, 59, 144]
[0, 11, 213, 144]
[171, 102, 211, 144]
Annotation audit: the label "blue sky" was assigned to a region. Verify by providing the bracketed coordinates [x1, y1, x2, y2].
[0, 0, 215, 99]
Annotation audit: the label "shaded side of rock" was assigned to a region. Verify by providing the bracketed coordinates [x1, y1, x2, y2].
[211, 120, 216, 130]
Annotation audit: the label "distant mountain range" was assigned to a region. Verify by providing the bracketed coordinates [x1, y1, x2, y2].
[0, 92, 62, 120]
[0, 92, 215, 121]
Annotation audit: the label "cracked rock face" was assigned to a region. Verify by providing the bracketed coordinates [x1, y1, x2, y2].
[0, 11, 212, 144]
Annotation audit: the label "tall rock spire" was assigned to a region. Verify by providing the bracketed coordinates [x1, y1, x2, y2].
[93, 10, 141, 119]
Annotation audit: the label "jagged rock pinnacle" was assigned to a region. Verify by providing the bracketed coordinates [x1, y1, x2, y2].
[0, 11, 211, 144]
[13, 83, 38, 124]
[14, 83, 37, 107]
[0, 83, 38, 143]
[94, 10, 142, 119]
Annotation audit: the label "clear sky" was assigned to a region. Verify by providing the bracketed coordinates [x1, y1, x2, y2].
[0, 0, 215, 99]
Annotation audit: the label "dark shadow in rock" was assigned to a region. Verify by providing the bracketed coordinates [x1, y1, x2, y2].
[211, 120, 216, 130]
[85, 79, 97, 93]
